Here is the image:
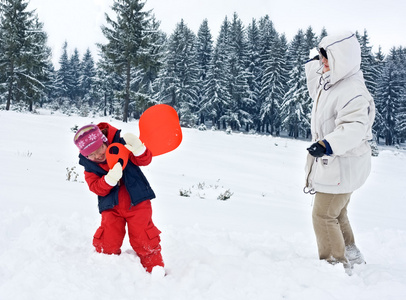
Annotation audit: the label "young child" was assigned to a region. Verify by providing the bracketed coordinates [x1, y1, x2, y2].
[74, 122, 164, 273]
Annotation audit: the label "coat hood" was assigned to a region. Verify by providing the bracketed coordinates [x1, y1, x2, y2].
[319, 32, 361, 85]
[97, 122, 119, 144]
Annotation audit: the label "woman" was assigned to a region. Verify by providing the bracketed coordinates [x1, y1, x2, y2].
[304, 32, 375, 275]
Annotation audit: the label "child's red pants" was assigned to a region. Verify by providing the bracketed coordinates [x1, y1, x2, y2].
[93, 198, 164, 272]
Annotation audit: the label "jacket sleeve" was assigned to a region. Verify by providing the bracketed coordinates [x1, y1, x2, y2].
[305, 61, 322, 100]
[129, 147, 153, 166]
[324, 95, 371, 156]
[84, 171, 114, 197]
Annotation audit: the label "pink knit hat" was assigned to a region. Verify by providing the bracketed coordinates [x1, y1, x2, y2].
[74, 124, 108, 156]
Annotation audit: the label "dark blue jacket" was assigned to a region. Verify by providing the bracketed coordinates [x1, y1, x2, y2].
[78, 129, 155, 213]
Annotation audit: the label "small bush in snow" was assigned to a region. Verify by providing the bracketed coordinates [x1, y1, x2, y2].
[217, 189, 233, 201]
[66, 166, 79, 182]
[71, 125, 79, 133]
[181, 180, 232, 201]
[198, 124, 207, 131]
[179, 188, 192, 197]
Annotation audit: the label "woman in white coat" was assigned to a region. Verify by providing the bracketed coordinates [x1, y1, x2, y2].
[304, 32, 375, 275]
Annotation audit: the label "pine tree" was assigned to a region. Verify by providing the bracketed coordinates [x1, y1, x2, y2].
[201, 46, 232, 129]
[69, 48, 81, 103]
[260, 34, 288, 135]
[318, 27, 328, 44]
[0, 0, 51, 111]
[304, 26, 318, 53]
[209, 16, 233, 129]
[155, 19, 199, 126]
[99, 0, 154, 122]
[195, 19, 213, 124]
[394, 47, 406, 141]
[246, 18, 262, 131]
[374, 48, 403, 145]
[54, 42, 73, 103]
[256, 15, 279, 133]
[357, 29, 379, 97]
[281, 29, 311, 138]
[133, 15, 166, 116]
[80, 49, 97, 110]
[224, 12, 253, 131]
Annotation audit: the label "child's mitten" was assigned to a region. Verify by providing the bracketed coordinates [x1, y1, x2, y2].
[105, 162, 123, 186]
[123, 133, 146, 156]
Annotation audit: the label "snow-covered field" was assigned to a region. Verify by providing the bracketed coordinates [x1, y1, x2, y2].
[1, 110, 406, 300]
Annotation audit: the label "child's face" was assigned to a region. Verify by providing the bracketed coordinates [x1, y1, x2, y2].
[87, 143, 107, 163]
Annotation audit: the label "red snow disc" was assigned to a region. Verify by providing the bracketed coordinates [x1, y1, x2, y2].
[106, 143, 131, 170]
[139, 104, 182, 156]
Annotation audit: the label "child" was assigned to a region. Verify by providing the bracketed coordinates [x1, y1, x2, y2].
[74, 122, 164, 273]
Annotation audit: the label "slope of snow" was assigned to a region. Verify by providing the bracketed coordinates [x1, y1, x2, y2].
[1, 110, 406, 300]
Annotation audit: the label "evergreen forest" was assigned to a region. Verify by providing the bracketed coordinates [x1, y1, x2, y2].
[1, 0, 405, 145]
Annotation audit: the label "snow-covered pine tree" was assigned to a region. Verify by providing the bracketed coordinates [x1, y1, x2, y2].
[205, 16, 234, 130]
[53, 42, 74, 109]
[224, 13, 253, 131]
[201, 18, 233, 130]
[155, 19, 199, 127]
[22, 17, 52, 111]
[318, 27, 328, 44]
[246, 18, 262, 131]
[394, 47, 406, 142]
[69, 49, 82, 104]
[281, 29, 311, 138]
[195, 19, 213, 125]
[304, 26, 318, 54]
[99, 0, 154, 122]
[374, 48, 403, 145]
[79, 49, 97, 113]
[259, 32, 288, 135]
[0, 0, 51, 111]
[357, 29, 379, 97]
[133, 15, 166, 116]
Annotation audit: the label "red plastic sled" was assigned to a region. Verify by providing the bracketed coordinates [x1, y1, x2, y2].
[139, 104, 182, 156]
[106, 143, 131, 170]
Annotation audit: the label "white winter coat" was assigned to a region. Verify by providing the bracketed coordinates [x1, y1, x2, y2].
[304, 32, 376, 194]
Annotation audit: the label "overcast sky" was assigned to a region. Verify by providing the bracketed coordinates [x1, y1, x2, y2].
[28, 0, 406, 68]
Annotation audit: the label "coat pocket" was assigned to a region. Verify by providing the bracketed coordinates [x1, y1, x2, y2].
[313, 156, 341, 186]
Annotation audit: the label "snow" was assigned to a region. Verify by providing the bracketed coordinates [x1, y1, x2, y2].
[1, 110, 406, 300]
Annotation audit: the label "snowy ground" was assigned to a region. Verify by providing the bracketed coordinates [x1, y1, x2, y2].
[1, 110, 406, 300]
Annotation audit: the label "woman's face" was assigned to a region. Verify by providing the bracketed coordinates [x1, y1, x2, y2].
[87, 143, 107, 163]
[322, 56, 330, 73]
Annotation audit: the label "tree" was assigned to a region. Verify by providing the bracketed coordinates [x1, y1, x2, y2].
[223, 12, 253, 131]
[69, 48, 81, 102]
[246, 18, 262, 130]
[374, 48, 403, 145]
[281, 29, 311, 138]
[53, 42, 73, 102]
[357, 29, 379, 97]
[155, 19, 199, 126]
[80, 48, 97, 111]
[195, 19, 213, 124]
[99, 0, 155, 122]
[0, 0, 51, 111]
[260, 34, 288, 135]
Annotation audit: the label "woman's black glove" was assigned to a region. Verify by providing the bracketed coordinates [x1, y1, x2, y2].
[307, 142, 326, 157]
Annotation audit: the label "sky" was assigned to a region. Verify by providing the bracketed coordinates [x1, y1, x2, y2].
[28, 0, 406, 68]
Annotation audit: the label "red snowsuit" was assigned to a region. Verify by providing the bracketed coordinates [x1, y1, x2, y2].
[81, 123, 164, 272]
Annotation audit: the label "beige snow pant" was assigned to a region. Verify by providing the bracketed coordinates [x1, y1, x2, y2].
[312, 192, 355, 263]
